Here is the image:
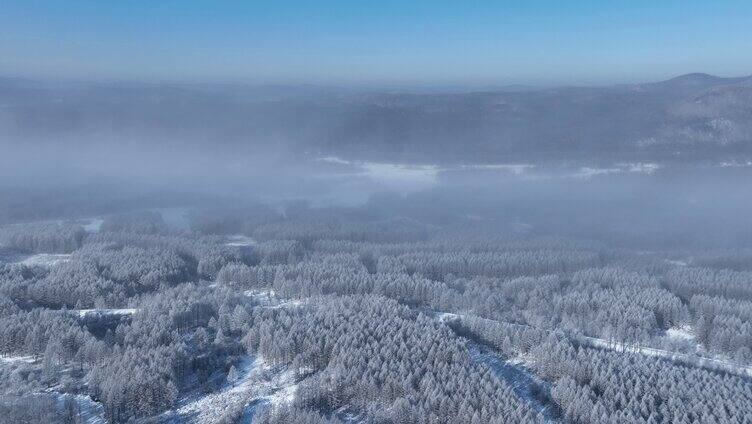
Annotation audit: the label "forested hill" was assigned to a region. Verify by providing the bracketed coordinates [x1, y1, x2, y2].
[2, 73, 752, 163]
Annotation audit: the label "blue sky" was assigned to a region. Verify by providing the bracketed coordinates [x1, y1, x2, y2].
[1, 0, 751, 86]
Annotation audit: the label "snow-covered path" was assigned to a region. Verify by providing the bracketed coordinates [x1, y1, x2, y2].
[579, 335, 752, 378]
[467, 342, 559, 422]
[0, 354, 36, 364]
[430, 309, 752, 379]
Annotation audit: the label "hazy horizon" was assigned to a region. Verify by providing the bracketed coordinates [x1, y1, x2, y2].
[2, 70, 752, 92]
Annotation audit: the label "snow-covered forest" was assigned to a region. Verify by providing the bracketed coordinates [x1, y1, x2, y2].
[2, 193, 752, 423]
[5, 1, 752, 421]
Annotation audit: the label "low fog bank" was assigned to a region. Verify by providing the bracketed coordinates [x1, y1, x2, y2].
[2, 147, 752, 251]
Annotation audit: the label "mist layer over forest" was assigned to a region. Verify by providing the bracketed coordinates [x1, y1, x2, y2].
[3, 74, 752, 232]
[3, 75, 752, 423]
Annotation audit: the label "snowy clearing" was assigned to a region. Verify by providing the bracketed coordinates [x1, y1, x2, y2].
[666, 326, 695, 342]
[226, 235, 257, 247]
[56, 394, 106, 424]
[245, 289, 304, 309]
[162, 355, 300, 423]
[0, 355, 37, 364]
[18, 253, 71, 267]
[163, 355, 260, 423]
[575, 167, 621, 179]
[74, 308, 138, 318]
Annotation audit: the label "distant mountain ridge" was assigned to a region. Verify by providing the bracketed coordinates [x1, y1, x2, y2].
[1, 73, 751, 164]
[657, 72, 751, 87]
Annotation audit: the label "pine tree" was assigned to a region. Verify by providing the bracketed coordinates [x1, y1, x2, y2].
[227, 365, 239, 386]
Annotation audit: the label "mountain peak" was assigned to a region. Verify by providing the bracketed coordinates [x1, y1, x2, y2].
[666, 73, 721, 84]
[658, 73, 751, 87]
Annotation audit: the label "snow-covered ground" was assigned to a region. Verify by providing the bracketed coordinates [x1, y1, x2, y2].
[579, 334, 752, 377]
[226, 235, 257, 247]
[1, 215, 103, 233]
[622, 162, 662, 174]
[575, 167, 622, 179]
[18, 253, 71, 267]
[461, 163, 534, 174]
[245, 289, 281, 306]
[164, 355, 259, 423]
[56, 394, 106, 424]
[162, 355, 300, 423]
[0, 251, 70, 267]
[558, 328, 752, 378]
[467, 342, 559, 422]
[74, 308, 138, 318]
[0, 356, 105, 423]
[574, 163, 661, 178]
[0, 355, 37, 364]
[665, 258, 688, 267]
[245, 289, 304, 309]
[332, 407, 367, 423]
[666, 326, 695, 342]
[721, 160, 752, 168]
